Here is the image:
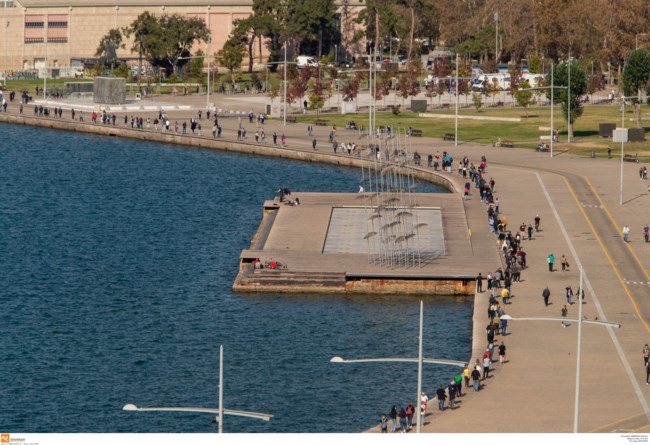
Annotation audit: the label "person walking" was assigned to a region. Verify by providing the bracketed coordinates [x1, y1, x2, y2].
[498, 343, 506, 364]
[420, 392, 428, 425]
[644, 224, 649, 243]
[471, 366, 481, 391]
[389, 405, 398, 432]
[527, 223, 533, 240]
[447, 380, 456, 410]
[565, 286, 574, 305]
[646, 359, 650, 385]
[454, 371, 463, 397]
[561, 305, 568, 328]
[561, 254, 570, 272]
[436, 385, 446, 411]
[534, 214, 541, 232]
[405, 402, 414, 431]
[644, 344, 650, 367]
[463, 364, 471, 389]
[542, 286, 551, 306]
[398, 407, 407, 433]
[482, 355, 491, 380]
[623, 225, 630, 243]
[476, 272, 484, 293]
[312, 138, 317, 150]
[547, 253, 555, 272]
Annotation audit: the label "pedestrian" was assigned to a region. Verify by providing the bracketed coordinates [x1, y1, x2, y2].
[498, 343, 506, 364]
[623, 225, 630, 243]
[436, 385, 446, 411]
[561, 254, 570, 272]
[500, 316, 508, 336]
[273, 131, 277, 145]
[405, 402, 414, 430]
[398, 407, 407, 433]
[534, 214, 541, 232]
[644, 344, 650, 367]
[379, 415, 388, 433]
[476, 272, 483, 293]
[561, 305, 568, 327]
[644, 225, 649, 242]
[542, 286, 551, 306]
[486, 272, 492, 294]
[646, 359, 650, 385]
[281, 133, 287, 146]
[447, 380, 456, 410]
[565, 286, 574, 305]
[420, 392, 428, 425]
[471, 366, 481, 391]
[547, 253, 555, 272]
[454, 371, 463, 397]
[527, 223, 533, 240]
[482, 355, 491, 380]
[463, 364, 471, 389]
[312, 138, 317, 150]
[389, 405, 397, 432]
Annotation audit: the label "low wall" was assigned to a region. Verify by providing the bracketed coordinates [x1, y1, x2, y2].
[0, 113, 457, 193]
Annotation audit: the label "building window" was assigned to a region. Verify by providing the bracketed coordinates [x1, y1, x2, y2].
[48, 21, 68, 28]
[24, 38, 44, 44]
[47, 37, 68, 43]
[25, 21, 44, 28]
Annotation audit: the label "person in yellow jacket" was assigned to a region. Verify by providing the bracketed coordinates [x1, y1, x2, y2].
[500, 287, 509, 304]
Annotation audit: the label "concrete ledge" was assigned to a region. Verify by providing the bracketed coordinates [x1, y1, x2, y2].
[419, 113, 522, 123]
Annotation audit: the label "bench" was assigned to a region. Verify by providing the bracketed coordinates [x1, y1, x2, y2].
[286, 115, 297, 123]
[440, 103, 450, 109]
[624, 153, 639, 163]
[410, 129, 422, 137]
[314, 119, 329, 126]
[496, 101, 504, 107]
[501, 140, 515, 148]
[442, 133, 455, 141]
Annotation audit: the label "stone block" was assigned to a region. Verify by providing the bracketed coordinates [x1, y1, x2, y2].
[93, 77, 126, 104]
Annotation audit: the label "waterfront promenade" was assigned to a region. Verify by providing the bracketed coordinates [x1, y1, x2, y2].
[1, 93, 649, 433]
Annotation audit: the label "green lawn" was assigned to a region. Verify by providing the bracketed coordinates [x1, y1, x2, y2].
[294, 103, 650, 160]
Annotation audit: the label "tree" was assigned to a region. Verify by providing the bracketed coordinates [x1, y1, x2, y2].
[546, 60, 587, 141]
[123, 12, 159, 88]
[96, 28, 124, 71]
[218, 38, 246, 74]
[514, 79, 536, 117]
[622, 47, 650, 128]
[472, 92, 483, 112]
[153, 14, 210, 76]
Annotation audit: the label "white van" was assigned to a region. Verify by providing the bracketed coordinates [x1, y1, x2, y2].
[296, 56, 318, 68]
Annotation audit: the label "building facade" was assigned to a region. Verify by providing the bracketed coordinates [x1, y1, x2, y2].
[0, 0, 364, 76]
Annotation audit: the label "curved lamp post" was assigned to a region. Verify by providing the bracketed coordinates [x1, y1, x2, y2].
[331, 301, 465, 434]
[123, 345, 272, 433]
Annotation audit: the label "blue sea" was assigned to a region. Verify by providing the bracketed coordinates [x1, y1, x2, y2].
[0, 123, 472, 433]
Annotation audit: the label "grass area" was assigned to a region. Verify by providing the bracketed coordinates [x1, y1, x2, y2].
[294, 103, 650, 160]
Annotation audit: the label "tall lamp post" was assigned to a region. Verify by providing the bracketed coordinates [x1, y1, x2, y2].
[123, 345, 273, 433]
[617, 96, 638, 205]
[331, 301, 466, 434]
[501, 271, 621, 433]
[283, 40, 287, 126]
[3, 20, 9, 87]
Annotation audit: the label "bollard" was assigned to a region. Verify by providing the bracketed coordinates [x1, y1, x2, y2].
[591, 150, 596, 158]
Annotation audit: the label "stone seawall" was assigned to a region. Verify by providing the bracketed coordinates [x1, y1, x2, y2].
[0, 113, 457, 193]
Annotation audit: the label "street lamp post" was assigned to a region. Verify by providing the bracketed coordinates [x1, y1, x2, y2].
[206, 36, 211, 112]
[501, 285, 621, 433]
[3, 21, 9, 87]
[331, 301, 466, 433]
[455, 53, 459, 147]
[123, 345, 273, 432]
[283, 41, 287, 126]
[617, 95, 637, 205]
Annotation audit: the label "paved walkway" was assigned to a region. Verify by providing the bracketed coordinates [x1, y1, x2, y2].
[2, 91, 650, 433]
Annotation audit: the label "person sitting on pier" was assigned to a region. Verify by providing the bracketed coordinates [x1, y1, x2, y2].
[269, 259, 277, 269]
[253, 258, 263, 269]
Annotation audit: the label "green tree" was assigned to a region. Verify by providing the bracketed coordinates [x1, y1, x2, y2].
[154, 14, 210, 76]
[189, 50, 205, 81]
[622, 47, 650, 128]
[514, 79, 536, 117]
[123, 12, 159, 87]
[546, 60, 587, 141]
[472, 92, 483, 112]
[218, 38, 246, 74]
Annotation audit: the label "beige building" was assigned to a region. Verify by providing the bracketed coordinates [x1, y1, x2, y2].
[0, 0, 364, 76]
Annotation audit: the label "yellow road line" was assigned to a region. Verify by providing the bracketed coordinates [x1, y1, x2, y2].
[588, 412, 648, 433]
[563, 176, 650, 333]
[583, 175, 650, 282]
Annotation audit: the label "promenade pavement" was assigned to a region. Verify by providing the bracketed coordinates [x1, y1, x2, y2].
[2, 90, 650, 434]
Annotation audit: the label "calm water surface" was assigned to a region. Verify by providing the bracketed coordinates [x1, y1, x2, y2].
[0, 123, 472, 433]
